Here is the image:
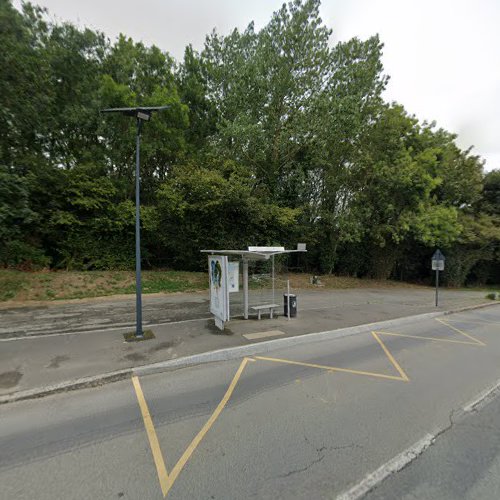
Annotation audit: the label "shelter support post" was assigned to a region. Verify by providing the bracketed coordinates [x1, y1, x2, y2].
[243, 258, 249, 319]
[287, 279, 290, 320]
[272, 255, 275, 304]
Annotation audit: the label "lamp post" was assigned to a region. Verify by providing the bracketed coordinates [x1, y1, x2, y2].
[101, 106, 169, 338]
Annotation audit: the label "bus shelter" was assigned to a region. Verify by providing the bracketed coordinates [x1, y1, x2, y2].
[201, 245, 306, 328]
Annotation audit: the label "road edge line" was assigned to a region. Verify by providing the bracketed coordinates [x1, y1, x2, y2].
[336, 433, 436, 500]
[335, 375, 500, 500]
[463, 377, 500, 413]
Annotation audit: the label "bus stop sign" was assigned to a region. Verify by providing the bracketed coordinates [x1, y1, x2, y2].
[432, 249, 445, 271]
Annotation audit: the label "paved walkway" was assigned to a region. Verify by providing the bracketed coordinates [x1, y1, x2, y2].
[0, 287, 493, 397]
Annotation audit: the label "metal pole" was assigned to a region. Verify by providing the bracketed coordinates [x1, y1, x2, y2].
[135, 118, 143, 337]
[272, 255, 275, 305]
[287, 279, 290, 320]
[435, 269, 439, 307]
[243, 259, 249, 319]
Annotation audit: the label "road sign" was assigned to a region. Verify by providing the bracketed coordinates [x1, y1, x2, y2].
[432, 249, 445, 271]
[432, 260, 444, 271]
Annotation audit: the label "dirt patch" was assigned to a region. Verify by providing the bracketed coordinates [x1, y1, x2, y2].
[287, 274, 424, 290]
[148, 339, 181, 353]
[0, 370, 23, 389]
[206, 320, 234, 335]
[46, 355, 70, 369]
[123, 329, 155, 342]
[124, 352, 147, 362]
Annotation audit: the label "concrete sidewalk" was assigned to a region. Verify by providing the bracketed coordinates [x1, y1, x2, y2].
[0, 287, 494, 399]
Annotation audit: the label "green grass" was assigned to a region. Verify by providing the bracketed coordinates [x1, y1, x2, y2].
[0, 270, 208, 302]
[123, 329, 155, 342]
[141, 271, 207, 294]
[0, 271, 31, 301]
[2, 268, 496, 304]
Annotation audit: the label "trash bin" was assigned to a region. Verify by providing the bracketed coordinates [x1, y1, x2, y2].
[284, 293, 297, 317]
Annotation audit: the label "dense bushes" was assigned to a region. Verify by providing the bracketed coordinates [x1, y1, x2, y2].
[0, 0, 498, 284]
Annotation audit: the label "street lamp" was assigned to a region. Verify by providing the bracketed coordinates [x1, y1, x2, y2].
[101, 106, 170, 338]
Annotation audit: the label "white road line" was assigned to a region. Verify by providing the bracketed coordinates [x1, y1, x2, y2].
[463, 378, 500, 413]
[336, 434, 436, 500]
[336, 377, 500, 500]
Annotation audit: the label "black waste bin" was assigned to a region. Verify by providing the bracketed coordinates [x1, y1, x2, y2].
[284, 293, 297, 317]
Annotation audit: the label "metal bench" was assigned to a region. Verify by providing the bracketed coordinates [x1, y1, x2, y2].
[250, 304, 280, 320]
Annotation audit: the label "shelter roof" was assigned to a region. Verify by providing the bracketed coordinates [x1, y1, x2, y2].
[201, 246, 306, 261]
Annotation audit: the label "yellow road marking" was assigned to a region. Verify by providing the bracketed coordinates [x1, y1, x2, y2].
[254, 355, 406, 381]
[376, 330, 480, 346]
[436, 318, 485, 346]
[163, 357, 250, 497]
[371, 332, 410, 381]
[131, 375, 170, 497]
[444, 317, 499, 326]
[134, 315, 491, 496]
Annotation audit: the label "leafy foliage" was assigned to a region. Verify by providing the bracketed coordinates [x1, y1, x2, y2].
[0, 0, 498, 286]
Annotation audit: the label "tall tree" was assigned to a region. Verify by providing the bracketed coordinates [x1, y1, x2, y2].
[203, 0, 333, 202]
[176, 45, 217, 152]
[0, 1, 50, 171]
[100, 35, 189, 200]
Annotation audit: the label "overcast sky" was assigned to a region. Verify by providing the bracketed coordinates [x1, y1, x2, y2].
[14, 0, 500, 171]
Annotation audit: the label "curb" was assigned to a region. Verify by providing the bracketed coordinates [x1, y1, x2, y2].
[134, 311, 444, 376]
[134, 301, 498, 377]
[442, 301, 499, 315]
[2, 301, 498, 405]
[0, 369, 131, 405]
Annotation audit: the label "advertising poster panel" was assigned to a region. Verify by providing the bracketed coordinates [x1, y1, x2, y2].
[208, 255, 229, 323]
[228, 262, 239, 293]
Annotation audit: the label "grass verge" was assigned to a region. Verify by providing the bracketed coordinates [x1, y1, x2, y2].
[2, 269, 494, 304]
[123, 329, 155, 342]
[0, 270, 207, 302]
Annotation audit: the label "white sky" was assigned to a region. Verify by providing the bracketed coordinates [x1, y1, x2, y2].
[14, 0, 500, 171]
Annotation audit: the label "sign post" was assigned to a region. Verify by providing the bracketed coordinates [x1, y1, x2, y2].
[431, 249, 445, 307]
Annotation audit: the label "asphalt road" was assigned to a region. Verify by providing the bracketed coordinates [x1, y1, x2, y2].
[0, 287, 489, 337]
[364, 389, 500, 500]
[1, 305, 499, 499]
